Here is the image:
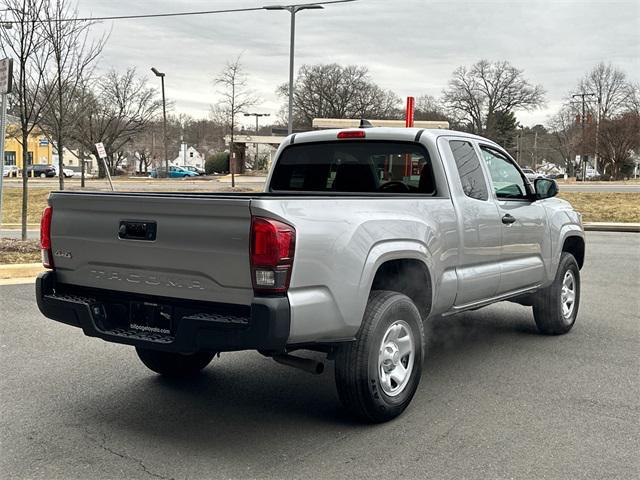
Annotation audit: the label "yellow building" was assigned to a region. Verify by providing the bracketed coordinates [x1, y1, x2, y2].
[3, 115, 53, 168]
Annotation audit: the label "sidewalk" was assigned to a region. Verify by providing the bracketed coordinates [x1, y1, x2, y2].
[0, 229, 39, 239]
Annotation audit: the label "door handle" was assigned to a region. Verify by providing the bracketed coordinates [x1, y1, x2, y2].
[502, 214, 516, 225]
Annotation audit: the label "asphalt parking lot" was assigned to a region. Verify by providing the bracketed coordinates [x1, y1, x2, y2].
[1, 231, 638, 480]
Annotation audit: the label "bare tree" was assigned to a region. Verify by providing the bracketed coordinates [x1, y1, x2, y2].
[598, 113, 640, 179]
[414, 94, 450, 122]
[41, 0, 107, 189]
[1, 0, 54, 240]
[213, 55, 257, 187]
[570, 63, 634, 171]
[70, 68, 162, 176]
[628, 82, 640, 116]
[578, 62, 631, 120]
[443, 60, 545, 141]
[277, 64, 400, 128]
[547, 105, 581, 175]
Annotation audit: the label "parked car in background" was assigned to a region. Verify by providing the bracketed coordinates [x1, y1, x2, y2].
[53, 164, 75, 178]
[22, 164, 56, 178]
[149, 165, 198, 178]
[2, 165, 19, 177]
[183, 166, 206, 176]
[521, 168, 545, 182]
[576, 167, 601, 181]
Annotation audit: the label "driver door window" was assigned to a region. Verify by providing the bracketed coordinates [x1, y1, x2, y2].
[480, 146, 529, 200]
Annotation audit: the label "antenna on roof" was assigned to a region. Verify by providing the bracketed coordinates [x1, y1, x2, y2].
[359, 119, 374, 128]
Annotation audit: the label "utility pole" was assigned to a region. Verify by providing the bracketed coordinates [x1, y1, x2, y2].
[572, 92, 596, 181]
[0, 57, 12, 227]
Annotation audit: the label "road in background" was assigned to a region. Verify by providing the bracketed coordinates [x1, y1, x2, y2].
[0, 177, 265, 192]
[1, 232, 639, 479]
[559, 183, 640, 192]
[3, 177, 639, 192]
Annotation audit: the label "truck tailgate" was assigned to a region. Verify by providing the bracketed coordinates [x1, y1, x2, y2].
[48, 192, 253, 306]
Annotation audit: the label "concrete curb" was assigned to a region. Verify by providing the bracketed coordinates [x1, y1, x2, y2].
[583, 222, 640, 232]
[0, 263, 43, 280]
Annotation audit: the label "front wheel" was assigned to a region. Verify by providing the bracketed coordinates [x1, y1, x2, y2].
[334, 291, 424, 423]
[533, 252, 581, 335]
[136, 347, 215, 377]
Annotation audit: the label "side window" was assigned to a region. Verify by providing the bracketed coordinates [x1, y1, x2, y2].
[449, 140, 488, 201]
[480, 146, 529, 199]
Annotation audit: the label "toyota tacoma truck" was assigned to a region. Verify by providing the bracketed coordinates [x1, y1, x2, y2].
[36, 127, 585, 423]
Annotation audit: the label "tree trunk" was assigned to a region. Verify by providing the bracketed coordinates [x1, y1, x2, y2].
[21, 130, 29, 241]
[57, 130, 64, 190]
[80, 149, 85, 188]
[57, 71, 65, 190]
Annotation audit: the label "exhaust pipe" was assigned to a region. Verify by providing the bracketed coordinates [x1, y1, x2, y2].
[273, 354, 324, 375]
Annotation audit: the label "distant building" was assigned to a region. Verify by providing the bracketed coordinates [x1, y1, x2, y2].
[3, 115, 53, 168]
[172, 143, 205, 169]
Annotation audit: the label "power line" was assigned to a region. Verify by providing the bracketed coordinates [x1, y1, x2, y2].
[1, 0, 355, 24]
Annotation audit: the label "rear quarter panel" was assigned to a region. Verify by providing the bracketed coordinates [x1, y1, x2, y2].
[251, 197, 458, 343]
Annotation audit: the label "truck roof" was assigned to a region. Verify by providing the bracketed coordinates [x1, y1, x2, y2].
[288, 127, 498, 147]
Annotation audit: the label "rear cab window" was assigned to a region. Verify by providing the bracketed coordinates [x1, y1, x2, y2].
[270, 141, 438, 195]
[448, 140, 489, 201]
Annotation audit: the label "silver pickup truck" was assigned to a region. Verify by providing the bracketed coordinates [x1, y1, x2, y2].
[36, 127, 585, 422]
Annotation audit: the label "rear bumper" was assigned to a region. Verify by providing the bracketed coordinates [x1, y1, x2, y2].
[36, 271, 290, 353]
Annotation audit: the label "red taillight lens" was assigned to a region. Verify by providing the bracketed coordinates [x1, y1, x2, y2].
[337, 130, 366, 139]
[40, 206, 54, 269]
[250, 216, 295, 294]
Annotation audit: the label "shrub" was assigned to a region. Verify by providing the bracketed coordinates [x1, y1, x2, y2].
[205, 152, 229, 174]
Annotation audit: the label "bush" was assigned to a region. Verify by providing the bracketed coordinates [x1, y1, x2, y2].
[205, 152, 229, 174]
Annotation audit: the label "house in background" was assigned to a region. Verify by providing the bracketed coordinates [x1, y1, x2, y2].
[172, 142, 205, 169]
[3, 114, 53, 168]
[52, 147, 99, 174]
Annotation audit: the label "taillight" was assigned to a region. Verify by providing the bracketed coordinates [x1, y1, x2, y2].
[337, 130, 366, 139]
[250, 216, 295, 294]
[40, 206, 54, 269]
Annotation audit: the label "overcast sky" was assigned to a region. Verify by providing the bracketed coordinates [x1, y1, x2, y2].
[76, 0, 639, 128]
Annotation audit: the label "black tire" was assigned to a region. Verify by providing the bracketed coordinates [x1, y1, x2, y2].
[334, 291, 425, 423]
[136, 347, 215, 377]
[533, 252, 580, 335]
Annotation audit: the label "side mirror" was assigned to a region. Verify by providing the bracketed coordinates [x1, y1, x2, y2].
[535, 178, 558, 199]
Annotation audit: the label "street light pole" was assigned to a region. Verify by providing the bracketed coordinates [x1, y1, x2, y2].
[244, 112, 270, 169]
[264, 3, 324, 136]
[151, 67, 169, 178]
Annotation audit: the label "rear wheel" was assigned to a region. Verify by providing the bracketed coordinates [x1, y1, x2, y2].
[533, 252, 580, 335]
[335, 291, 424, 423]
[39, 172, 46, 178]
[136, 347, 215, 377]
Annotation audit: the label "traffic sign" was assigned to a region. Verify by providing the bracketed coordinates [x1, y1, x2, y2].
[95, 142, 107, 159]
[0, 58, 13, 95]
